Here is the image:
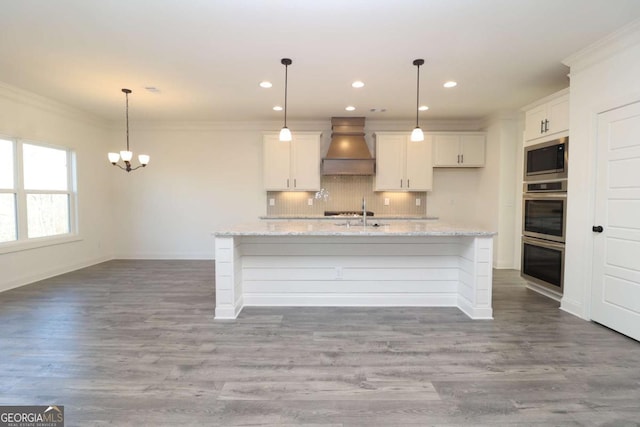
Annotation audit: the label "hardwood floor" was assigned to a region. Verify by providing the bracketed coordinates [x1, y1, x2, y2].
[1, 260, 639, 426]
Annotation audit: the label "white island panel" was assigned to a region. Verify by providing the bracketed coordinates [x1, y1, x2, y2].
[213, 221, 495, 320]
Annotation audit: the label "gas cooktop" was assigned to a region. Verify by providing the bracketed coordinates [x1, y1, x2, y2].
[324, 211, 374, 217]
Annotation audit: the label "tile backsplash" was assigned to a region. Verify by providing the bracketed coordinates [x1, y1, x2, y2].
[266, 175, 427, 216]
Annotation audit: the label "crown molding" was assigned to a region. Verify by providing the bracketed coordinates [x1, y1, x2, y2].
[0, 81, 109, 129]
[563, 18, 640, 73]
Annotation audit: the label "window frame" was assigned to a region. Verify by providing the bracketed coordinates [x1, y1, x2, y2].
[0, 136, 79, 254]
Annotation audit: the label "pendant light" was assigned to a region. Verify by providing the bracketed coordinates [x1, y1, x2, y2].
[279, 58, 293, 141]
[410, 59, 425, 142]
[108, 88, 150, 172]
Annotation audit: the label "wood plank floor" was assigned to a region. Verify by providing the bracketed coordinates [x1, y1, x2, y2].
[1, 260, 639, 426]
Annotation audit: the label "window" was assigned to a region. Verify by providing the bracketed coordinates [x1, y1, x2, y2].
[0, 138, 76, 247]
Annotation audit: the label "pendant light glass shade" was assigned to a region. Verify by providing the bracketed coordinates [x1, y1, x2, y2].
[108, 89, 150, 172]
[411, 59, 425, 142]
[279, 58, 293, 142]
[411, 127, 424, 142]
[279, 127, 292, 142]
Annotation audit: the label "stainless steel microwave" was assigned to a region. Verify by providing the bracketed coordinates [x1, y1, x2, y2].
[524, 137, 568, 182]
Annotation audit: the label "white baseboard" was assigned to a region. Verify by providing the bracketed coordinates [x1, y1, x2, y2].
[526, 283, 562, 302]
[457, 296, 493, 320]
[215, 296, 244, 320]
[560, 297, 586, 319]
[243, 293, 459, 308]
[0, 255, 113, 293]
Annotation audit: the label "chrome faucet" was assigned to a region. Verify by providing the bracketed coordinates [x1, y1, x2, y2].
[362, 197, 367, 227]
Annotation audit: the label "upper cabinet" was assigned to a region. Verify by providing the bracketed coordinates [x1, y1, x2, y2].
[374, 132, 433, 191]
[433, 133, 486, 167]
[263, 132, 321, 191]
[524, 90, 569, 142]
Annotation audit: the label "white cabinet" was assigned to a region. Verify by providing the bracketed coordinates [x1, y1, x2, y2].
[433, 133, 486, 167]
[524, 91, 569, 142]
[374, 132, 433, 191]
[263, 132, 321, 191]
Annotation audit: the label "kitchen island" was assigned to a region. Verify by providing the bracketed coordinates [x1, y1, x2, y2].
[213, 221, 495, 320]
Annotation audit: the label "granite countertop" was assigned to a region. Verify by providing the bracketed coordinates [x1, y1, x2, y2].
[214, 220, 495, 237]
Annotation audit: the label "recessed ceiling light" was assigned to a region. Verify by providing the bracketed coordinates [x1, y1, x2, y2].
[352, 81, 365, 88]
[273, 105, 283, 111]
[419, 105, 429, 111]
[345, 106, 356, 111]
[260, 81, 273, 88]
[144, 86, 161, 93]
[443, 81, 457, 88]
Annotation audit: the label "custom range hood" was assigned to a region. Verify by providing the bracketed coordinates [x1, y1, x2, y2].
[322, 117, 375, 175]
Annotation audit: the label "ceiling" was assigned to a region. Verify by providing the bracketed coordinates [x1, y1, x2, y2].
[2, 0, 640, 122]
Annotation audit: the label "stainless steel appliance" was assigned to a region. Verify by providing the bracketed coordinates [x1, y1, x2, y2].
[522, 184, 567, 243]
[524, 137, 568, 182]
[521, 237, 565, 293]
[521, 176, 567, 295]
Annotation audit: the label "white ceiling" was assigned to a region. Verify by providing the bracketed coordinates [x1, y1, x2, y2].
[2, 0, 640, 122]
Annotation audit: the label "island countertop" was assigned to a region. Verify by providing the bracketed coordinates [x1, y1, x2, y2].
[213, 220, 495, 237]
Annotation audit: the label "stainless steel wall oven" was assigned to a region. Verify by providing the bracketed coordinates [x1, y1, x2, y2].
[522, 181, 567, 243]
[521, 152, 568, 296]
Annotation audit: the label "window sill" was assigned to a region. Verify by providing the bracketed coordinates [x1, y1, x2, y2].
[0, 234, 83, 255]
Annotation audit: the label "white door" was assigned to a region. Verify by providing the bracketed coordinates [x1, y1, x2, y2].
[592, 101, 640, 341]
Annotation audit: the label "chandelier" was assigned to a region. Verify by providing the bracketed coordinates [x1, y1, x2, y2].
[108, 88, 150, 172]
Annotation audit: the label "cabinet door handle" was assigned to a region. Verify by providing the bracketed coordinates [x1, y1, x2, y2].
[407, 179, 410, 188]
[592, 225, 604, 233]
[287, 178, 290, 188]
[294, 179, 297, 188]
[400, 179, 403, 188]
[461, 154, 464, 164]
[457, 154, 460, 164]
[540, 120, 545, 134]
[544, 119, 549, 133]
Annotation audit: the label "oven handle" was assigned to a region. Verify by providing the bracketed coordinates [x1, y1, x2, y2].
[522, 236, 565, 250]
[523, 193, 567, 200]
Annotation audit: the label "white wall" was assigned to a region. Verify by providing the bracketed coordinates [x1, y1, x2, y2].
[483, 113, 521, 269]
[561, 21, 640, 318]
[0, 83, 114, 292]
[110, 124, 266, 259]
